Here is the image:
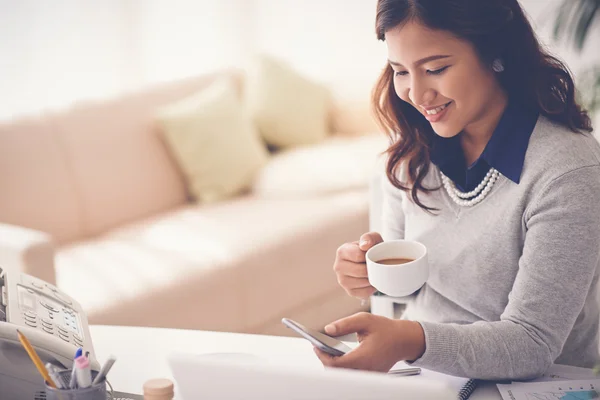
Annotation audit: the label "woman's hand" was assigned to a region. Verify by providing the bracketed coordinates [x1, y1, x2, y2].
[334, 232, 384, 299]
[313, 312, 426, 373]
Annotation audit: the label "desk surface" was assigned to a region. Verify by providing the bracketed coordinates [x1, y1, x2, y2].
[89, 325, 502, 399]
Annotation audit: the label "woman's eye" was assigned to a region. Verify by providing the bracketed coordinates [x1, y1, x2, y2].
[427, 66, 449, 75]
[394, 71, 408, 77]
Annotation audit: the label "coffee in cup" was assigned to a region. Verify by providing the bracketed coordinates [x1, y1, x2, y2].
[365, 240, 428, 297]
[375, 258, 415, 265]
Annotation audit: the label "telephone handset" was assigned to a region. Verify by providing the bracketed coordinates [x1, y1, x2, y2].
[0, 266, 100, 400]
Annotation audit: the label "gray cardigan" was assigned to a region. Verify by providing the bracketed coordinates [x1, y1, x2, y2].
[381, 116, 600, 380]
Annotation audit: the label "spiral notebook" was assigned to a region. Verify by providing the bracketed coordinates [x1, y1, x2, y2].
[393, 362, 478, 399]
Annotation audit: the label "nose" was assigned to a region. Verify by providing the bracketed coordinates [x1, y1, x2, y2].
[407, 76, 435, 107]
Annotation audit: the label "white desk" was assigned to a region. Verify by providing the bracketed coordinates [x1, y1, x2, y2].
[89, 325, 502, 399]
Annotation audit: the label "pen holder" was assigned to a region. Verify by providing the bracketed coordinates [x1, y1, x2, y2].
[44, 370, 110, 400]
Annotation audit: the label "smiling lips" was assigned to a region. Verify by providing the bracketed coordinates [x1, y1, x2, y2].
[423, 101, 452, 122]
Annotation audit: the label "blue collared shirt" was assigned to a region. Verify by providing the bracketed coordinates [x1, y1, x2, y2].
[430, 101, 539, 192]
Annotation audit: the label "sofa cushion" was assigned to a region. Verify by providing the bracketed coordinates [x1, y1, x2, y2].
[252, 134, 388, 198]
[50, 72, 243, 238]
[245, 56, 331, 148]
[0, 117, 82, 243]
[54, 191, 368, 332]
[157, 78, 269, 203]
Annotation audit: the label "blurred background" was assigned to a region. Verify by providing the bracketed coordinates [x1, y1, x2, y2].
[0, 0, 598, 338]
[2, 0, 598, 123]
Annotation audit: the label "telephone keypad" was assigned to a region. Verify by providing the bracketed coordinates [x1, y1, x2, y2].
[73, 333, 83, 347]
[40, 300, 59, 313]
[24, 319, 37, 328]
[16, 283, 84, 348]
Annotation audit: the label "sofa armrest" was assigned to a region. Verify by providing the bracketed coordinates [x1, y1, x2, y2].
[0, 223, 56, 285]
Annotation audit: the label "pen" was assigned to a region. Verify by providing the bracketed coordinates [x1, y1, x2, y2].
[69, 348, 83, 389]
[74, 355, 92, 388]
[16, 330, 57, 389]
[92, 355, 117, 385]
[388, 367, 422, 376]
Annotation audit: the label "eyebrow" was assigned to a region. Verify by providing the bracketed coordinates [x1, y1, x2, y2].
[388, 55, 451, 68]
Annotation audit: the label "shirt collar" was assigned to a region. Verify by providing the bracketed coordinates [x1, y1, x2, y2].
[430, 100, 539, 184]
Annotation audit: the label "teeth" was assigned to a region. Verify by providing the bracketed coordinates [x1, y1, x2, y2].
[426, 102, 449, 115]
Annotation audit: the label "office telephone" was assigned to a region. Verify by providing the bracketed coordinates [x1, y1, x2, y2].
[0, 266, 100, 400]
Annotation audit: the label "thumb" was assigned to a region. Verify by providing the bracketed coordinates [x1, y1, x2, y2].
[358, 232, 383, 251]
[324, 312, 371, 337]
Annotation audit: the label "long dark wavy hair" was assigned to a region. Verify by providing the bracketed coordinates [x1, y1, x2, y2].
[373, 0, 593, 211]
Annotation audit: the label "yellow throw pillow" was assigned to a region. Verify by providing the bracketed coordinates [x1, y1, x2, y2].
[157, 78, 269, 203]
[245, 55, 331, 148]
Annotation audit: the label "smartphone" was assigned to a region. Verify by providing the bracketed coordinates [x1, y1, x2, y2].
[281, 318, 353, 357]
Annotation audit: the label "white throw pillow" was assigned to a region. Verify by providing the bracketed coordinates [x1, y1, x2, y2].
[245, 55, 331, 148]
[157, 78, 269, 203]
[252, 134, 389, 198]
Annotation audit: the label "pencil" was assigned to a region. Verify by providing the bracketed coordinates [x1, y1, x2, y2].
[16, 329, 57, 389]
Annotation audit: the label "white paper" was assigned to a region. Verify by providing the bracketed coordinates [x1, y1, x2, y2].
[534, 364, 598, 382]
[497, 379, 600, 400]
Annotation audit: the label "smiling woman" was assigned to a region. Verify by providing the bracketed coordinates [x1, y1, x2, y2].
[372, 0, 592, 210]
[321, 0, 600, 383]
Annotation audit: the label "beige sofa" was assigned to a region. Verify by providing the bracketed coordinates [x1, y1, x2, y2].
[0, 70, 385, 336]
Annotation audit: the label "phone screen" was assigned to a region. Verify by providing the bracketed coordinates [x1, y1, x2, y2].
[281, 318, 353, 356]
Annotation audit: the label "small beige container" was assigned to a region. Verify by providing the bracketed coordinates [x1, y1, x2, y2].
[143, 378, 174, 400]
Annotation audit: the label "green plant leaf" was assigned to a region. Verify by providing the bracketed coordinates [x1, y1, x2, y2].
[552, 0, 600, 51]
[574, 0, 599, 51]
[553, 0, 573, 40]
[577, 66, 600, 116]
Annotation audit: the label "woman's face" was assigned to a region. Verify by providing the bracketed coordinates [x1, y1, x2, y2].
[386, 20, 504, 138]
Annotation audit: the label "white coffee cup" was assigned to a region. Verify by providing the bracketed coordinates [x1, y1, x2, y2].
[365, 240, 428, 297]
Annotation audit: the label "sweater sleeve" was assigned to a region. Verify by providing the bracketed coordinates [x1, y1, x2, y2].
[409, 165, 600, 380]
[381, 174, 405, 241]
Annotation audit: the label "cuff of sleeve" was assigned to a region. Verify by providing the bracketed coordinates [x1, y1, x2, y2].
[407, 321, 460, 371]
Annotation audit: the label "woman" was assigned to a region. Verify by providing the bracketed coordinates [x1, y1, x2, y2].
[315, 0, 600, 380]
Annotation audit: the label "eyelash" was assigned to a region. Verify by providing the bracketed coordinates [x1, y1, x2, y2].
[395, 66, 449, 77]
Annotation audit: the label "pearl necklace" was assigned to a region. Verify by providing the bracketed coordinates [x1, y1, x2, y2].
[440, 168, 501, 207]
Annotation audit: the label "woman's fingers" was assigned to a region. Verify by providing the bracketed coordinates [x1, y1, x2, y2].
[336, 242, 366, 264]
[337, 275, 371, 289]
[334, 260, 369, 278]
[313, 347, 337, 367]
[347, 286, 377, 299]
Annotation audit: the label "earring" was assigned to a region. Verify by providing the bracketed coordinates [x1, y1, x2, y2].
[492, 58, 505, 73]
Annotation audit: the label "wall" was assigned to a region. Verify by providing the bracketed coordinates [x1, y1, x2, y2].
[253, 0, 599, 100]
[1, 0, 598, 125]
[0, 0, 131, 118]
[0, 0, 253, 120]
[253, 0, 386, 104]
